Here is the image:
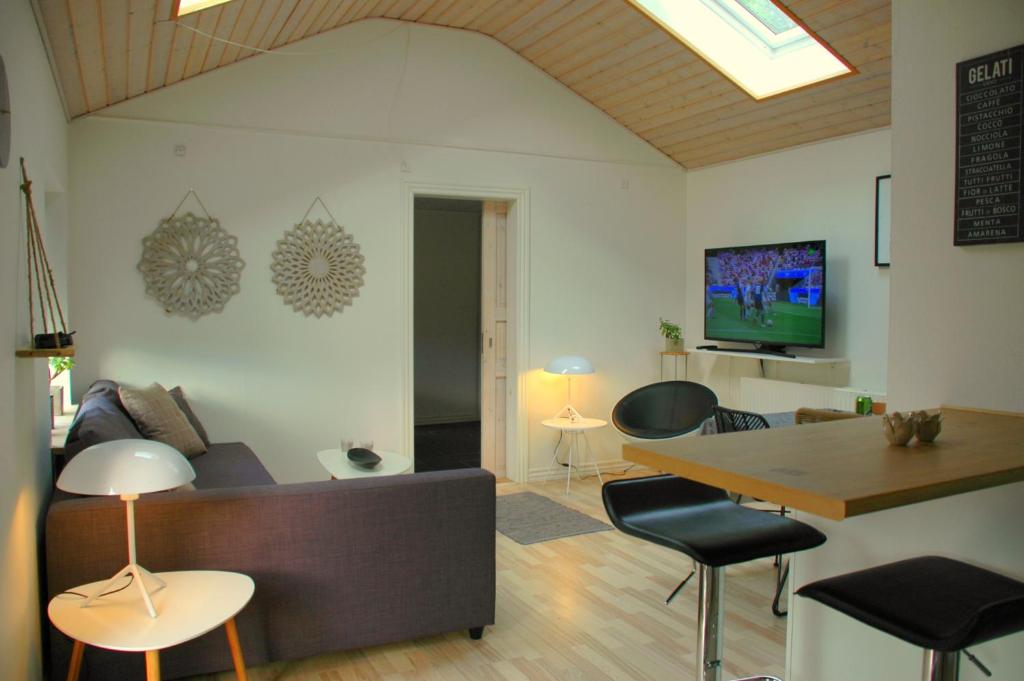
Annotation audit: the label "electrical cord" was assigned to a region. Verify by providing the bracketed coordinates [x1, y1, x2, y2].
[552, 429, 567, 466]
[58, 573, 135, 600]
[551, 429, 638, 479]
[577, 464, 636, 481]
[52, 577, 136, 681]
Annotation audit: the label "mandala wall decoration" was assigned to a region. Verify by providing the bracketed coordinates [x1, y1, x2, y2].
[270, 215, 366, 317]
[138, 199, 245, 319]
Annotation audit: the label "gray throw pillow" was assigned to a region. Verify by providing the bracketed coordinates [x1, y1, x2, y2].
[168, 386, 211, 447]
[118, 383, 207, 458]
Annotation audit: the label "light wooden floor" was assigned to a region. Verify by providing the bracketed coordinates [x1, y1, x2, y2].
[192, 472, 786, 681]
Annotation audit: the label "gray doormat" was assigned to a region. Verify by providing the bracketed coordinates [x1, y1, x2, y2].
[496, 492, 612, 545]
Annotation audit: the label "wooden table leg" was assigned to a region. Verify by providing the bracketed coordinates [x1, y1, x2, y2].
[224, 617, 249, 681]
[66, 640, 85, 681]
[145, 649, 161, 681]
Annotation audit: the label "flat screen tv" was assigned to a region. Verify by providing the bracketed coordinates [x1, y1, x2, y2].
[704, 240, 826, 353]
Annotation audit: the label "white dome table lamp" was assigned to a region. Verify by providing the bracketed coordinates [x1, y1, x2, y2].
[544, 355, 594, 423]
[56, 439, 196, 618]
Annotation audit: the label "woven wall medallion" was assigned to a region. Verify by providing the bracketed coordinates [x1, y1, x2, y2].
[270, 219, 366, 317]
[138, 212, 245, 319]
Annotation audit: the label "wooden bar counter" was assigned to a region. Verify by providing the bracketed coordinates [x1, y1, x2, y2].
[623, 406, 1024, 521]
[624, 405, 1024, 681]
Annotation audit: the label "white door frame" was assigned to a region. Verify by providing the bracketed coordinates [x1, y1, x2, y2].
[402, 181, 531, 482]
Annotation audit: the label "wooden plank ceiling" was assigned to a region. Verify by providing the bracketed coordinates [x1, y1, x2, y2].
[35, 0, 890, 168]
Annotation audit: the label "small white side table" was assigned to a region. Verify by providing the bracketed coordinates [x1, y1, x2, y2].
[48, 570, 254, 681]
[317, 449, 412, 480]
[541, 417, 607, 493]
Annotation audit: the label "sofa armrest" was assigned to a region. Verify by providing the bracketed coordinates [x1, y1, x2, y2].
[46, 468, 496, 677]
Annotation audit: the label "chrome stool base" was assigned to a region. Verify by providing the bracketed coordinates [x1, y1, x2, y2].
[922, 650, 959, 681]
[693, 564, 783, 681]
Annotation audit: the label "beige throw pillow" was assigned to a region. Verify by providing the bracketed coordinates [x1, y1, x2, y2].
[118, 382, 207, 458]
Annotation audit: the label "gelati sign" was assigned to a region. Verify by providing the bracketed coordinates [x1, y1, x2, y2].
[955, 43, 1022, 246]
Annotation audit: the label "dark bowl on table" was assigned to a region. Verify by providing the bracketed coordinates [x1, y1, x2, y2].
[347, 448, 381, 469]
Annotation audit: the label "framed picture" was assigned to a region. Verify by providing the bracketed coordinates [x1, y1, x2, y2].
[874, 174, 891, 267]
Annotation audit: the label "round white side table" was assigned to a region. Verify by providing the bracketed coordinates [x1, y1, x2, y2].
[316, 449, 412, 480]
[541, 417, 607, 494]
[48, 570, 254, 681]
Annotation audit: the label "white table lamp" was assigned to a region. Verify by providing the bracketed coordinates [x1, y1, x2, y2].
[56, 439, 195, 618]
[545, 355, 594, 422]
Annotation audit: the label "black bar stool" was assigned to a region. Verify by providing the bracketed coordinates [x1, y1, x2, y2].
[602, 474, 826, 681]
[797, 556, 1024, 681]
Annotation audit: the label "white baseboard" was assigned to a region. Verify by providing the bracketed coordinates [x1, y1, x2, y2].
[526, 459, 649, 483]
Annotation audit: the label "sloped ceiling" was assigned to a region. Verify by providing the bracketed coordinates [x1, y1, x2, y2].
[34, 0, 890, 168]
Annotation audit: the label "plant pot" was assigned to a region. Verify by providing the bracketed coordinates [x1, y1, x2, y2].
[664, 338, 685, 353]
[49, 384, 64, 416]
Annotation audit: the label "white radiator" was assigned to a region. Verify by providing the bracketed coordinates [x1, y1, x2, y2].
[739, 377, 886, 414]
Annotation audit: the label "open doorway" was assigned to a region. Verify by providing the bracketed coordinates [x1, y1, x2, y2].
[405, 185, 523, 481]
[413, 198, 483, 472]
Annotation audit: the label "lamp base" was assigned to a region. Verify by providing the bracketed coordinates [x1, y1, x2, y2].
[553, 403, 585, 423]
[81, 562, 167, 618]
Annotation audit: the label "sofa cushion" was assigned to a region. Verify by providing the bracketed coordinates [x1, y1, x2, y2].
[119, 383, 207, 457]
[65, 380, 143, 460]
[190, 442, 275, 489]
[169, 386, 211, 447]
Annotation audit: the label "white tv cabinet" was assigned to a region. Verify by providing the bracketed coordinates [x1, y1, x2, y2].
[685, 348, 853, 410]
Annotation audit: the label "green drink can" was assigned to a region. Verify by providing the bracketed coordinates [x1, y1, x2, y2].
[856, 396, 873, 415]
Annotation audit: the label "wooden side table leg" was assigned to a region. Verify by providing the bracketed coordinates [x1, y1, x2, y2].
[224, 617, 249, 681]
[66, 640, 85, 681]
[144, 650, 161, 681]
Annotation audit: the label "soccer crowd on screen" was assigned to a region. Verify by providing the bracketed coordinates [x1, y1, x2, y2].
[712, 247, 821, 288]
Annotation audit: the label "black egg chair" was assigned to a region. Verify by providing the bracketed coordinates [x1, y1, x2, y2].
[611, 380, 718, 441]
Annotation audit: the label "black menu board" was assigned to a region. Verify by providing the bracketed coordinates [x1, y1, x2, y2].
[955, 43, 1022, 246]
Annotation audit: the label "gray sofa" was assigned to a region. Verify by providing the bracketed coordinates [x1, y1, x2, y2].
[45, 381, 496, 680]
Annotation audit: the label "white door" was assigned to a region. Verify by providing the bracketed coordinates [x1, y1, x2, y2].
[480, 201, 508, 478]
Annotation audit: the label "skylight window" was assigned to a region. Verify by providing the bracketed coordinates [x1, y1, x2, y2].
[626, 0, 855, 99]
[709, 0, 808, 54]
[736, 0, 797, 34]
[172, 0, 233, 18]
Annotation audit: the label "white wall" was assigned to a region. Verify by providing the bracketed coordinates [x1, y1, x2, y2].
[69, 20, 686, 483]
[0, 2, 70, 679]
[888, 0, 1024, 412]
[102, 19, 668, 167]
[788, 4, 1024, 680]
[685, 129, 891, 401]
[414, 199, 481, 425]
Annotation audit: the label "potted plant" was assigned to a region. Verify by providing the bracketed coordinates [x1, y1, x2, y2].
[48, 356, 74, 421]
[659, 318, 684, 352]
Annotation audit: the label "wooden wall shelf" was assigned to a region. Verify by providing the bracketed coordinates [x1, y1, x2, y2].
[16, 346, 76, 358]
[688, 348, 846, 365]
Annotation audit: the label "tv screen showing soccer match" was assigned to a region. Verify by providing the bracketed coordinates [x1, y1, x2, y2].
[704, 240, 826, 349]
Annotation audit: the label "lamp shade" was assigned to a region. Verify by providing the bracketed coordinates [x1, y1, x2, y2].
[57, 439, 195, 496]
[544, 356, 594, 375]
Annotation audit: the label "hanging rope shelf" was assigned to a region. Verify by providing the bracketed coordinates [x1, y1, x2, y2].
[16, 157, 75, 358]
[15, 346, 76, 358]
